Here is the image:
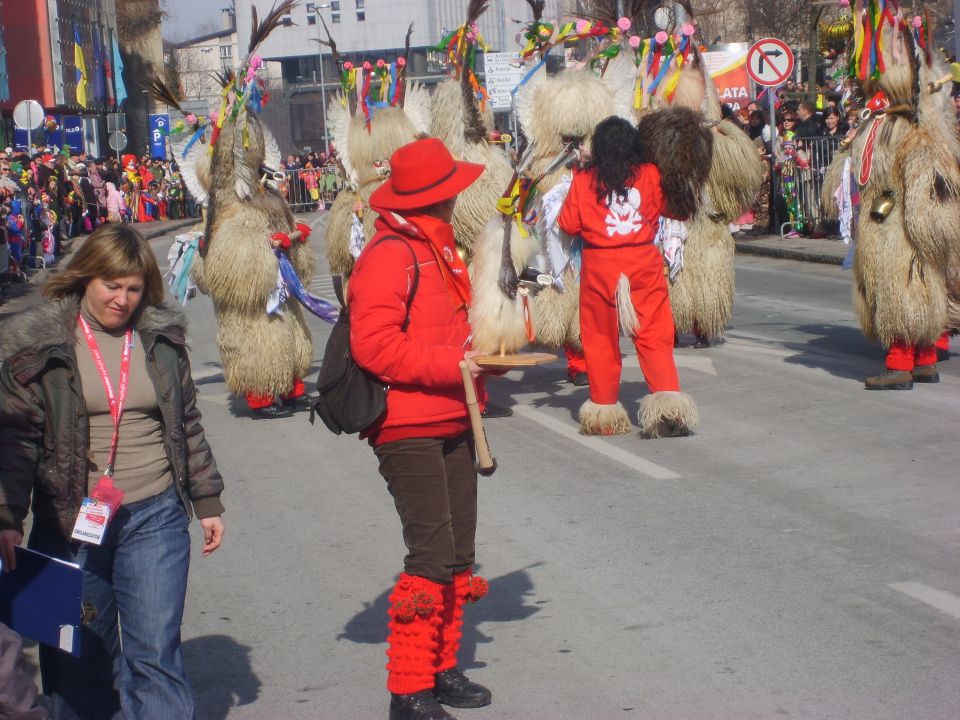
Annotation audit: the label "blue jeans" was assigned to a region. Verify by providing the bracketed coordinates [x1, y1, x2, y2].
[29, 484, 194, 720]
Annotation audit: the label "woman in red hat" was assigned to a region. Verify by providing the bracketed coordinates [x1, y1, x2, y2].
[348, 137, 498, 720]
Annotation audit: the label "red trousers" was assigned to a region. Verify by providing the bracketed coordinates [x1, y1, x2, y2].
[579, 244, 680, 405]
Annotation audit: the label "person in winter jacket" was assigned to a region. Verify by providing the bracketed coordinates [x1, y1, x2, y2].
[0, 223, 225, 720]
[348, 137, 498, 720]
[0, 622, 50, 719]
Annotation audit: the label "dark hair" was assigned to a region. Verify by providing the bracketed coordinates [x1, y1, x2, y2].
[586, 116, 639, 203]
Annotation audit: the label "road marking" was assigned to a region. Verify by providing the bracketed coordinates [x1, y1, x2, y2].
[510, 404, 681, 480]
[890, 582, 960, 620]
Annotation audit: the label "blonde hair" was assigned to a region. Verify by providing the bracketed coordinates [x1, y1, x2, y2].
[43, 224, 164, 306]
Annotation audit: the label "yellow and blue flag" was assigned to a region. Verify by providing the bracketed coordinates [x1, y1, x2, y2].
[74, 24, 88, 108]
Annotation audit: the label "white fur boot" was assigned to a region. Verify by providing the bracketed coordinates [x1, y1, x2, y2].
[637, 391, 699, 438]
[579, 400, 632, 436]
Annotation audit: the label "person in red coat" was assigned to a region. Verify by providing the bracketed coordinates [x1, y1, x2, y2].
[558, 116, 699, 438]
[348, 137, 499, 720]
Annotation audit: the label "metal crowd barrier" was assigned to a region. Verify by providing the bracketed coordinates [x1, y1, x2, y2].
[779, 135, 844, 239]
[280, 166, 344, 212]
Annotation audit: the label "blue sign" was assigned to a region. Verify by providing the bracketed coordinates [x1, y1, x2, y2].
[149, 113, 170, 160]
[62, 116, 84, 154]
[44, 113, 63, 150]
[13, 128, 28, 152]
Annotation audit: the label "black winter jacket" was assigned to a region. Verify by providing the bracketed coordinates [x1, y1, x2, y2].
[0, 296, 224, 538]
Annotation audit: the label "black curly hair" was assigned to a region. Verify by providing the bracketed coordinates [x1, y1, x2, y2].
[585, 116, 640, 204]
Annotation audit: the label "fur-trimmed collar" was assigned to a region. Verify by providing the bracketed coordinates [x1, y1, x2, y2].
[0, 295, 187, 364]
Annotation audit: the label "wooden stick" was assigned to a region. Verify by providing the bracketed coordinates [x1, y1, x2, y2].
[928, 73, 953, 94]
[459, 361, 497, 476]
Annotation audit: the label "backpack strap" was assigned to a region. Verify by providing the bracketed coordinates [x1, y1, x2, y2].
[366, 234, 420, 331]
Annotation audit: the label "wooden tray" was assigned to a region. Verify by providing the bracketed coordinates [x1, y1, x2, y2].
[474, 352, 559, 370]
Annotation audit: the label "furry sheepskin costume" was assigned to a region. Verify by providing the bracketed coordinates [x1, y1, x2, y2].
[183, 3, 315, 403]
[822, 10, 960, 385]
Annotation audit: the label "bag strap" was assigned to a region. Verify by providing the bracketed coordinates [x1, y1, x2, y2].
[366, 234, 420, 332]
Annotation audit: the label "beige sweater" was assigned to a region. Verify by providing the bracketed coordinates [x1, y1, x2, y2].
[76, 307, 173, 504]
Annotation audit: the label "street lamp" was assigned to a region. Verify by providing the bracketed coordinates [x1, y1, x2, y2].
[313, 3, 332, 155]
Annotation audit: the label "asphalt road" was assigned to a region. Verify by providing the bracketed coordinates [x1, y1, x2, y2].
[18, 217, 960, 719]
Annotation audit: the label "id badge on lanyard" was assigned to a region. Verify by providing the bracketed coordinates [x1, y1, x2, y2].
[71, 315, 132, 545]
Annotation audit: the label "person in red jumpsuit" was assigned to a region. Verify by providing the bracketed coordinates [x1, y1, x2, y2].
[558, 116, 699, 438]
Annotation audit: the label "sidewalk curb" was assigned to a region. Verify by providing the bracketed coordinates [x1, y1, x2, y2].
[734, 241, 845, 266]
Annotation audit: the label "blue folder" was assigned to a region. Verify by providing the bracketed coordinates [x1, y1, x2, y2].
[0, 546, 83, 655]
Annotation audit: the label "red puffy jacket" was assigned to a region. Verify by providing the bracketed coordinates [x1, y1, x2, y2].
[348, 212, 485, 445]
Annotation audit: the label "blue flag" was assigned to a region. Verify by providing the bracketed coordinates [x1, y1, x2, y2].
[112, 31, 127, 106]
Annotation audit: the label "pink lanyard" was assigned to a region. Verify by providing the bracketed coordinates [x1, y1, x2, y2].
[78, 314, 133, 477]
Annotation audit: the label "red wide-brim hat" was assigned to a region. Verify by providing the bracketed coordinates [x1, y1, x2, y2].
[370, 137, 485, 211]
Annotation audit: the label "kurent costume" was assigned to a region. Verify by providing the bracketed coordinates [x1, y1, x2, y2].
[347, 138, 493, 720]
[155, 3, 322, 417]
[822, 2, 960, 389]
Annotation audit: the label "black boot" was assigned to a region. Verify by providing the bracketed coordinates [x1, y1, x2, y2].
[389, 691, 456, 720]
[433, 668, 492, 709]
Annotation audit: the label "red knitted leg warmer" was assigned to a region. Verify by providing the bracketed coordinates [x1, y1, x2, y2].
[436, 570, 489, 673]
[386, 573, 445, 694]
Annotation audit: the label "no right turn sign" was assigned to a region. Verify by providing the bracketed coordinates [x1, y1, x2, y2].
[746, 38, 795, 87]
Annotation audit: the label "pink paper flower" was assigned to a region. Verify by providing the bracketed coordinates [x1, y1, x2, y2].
[343, 61, 354, 70]
[397, 57, 406, 67]
[376, 59, 385, 69]
[185, 114, 197, 125]
[839, 0, 850, 5]
[681, 22, 695, 36]
[363, 61, 372, 70]
[208, 110, 218, 123]
[629, 35, 641, 49]
[576, 19, 590, 34]
[912, 15, 922, 28]
[250, 55, 263, 71]
[655, 31, 668, 45]
[617, 17, 631, 32]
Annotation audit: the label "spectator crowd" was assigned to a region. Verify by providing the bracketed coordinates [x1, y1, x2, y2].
[0, 147, 199, 292]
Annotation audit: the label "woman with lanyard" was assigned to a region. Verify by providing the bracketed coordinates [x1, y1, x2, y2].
[0, 223, 225, 720]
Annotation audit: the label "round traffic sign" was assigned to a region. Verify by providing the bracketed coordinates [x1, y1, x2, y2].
[13, 100, 44, 130]
[747, 38, 795, 87]
[109, 131, 127, 151]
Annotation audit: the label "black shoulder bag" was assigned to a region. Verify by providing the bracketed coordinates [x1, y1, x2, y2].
[311, 236, 420, 435]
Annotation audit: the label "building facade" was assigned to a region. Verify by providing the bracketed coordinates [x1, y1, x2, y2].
[0, 0, 120, 155]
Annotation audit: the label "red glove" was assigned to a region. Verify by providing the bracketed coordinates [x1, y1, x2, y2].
[270, 231, 292, 249]
[295, 222, 311, 243]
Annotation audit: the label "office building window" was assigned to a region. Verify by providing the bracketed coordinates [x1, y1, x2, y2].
[356, 0, 364, 7]
[220, 45, 232, 58]
[306, 2, 315, 11]
[307, 14, 316, 24]
[331, 1, 340, 10]
[332, 12, 340, 22]
[357, 10, 365, 20]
